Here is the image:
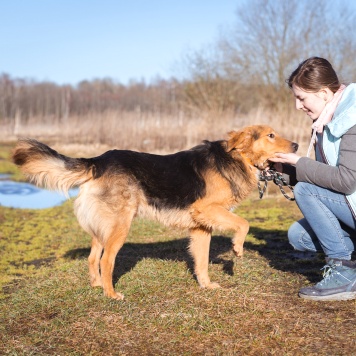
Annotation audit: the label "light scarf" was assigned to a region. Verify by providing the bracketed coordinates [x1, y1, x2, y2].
[306, 84, 346, 158]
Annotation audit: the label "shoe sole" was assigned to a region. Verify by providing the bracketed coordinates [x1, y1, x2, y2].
[299, 291, 356, 301]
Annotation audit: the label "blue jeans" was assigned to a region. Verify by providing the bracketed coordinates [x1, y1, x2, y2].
[288, 182, 356, 260]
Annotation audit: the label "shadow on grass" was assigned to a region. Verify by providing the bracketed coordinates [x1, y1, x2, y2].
[63, 235, 234, 286]
[63, 227, 332, 286]
[246, 226, 325, 283]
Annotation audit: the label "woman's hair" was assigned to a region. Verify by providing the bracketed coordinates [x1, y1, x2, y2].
[287, 57, 340, 93]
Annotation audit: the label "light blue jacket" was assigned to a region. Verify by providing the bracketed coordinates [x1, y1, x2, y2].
[323, 83, 356, 215]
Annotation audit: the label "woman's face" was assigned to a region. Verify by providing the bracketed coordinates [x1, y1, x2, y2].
[292, 85, 327, 120]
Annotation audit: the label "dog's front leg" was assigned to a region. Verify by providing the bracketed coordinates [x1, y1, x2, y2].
[192, 203, 249, 258]
[189, 227, 220, 289]
[231, 215, 249, 257]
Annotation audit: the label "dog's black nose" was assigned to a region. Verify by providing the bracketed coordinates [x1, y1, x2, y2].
[292, 142, 299, 152]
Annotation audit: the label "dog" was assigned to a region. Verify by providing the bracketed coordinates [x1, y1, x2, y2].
[12, 125, 298, 299]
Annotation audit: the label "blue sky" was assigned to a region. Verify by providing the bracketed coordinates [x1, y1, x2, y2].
[0, 1, 238, 85]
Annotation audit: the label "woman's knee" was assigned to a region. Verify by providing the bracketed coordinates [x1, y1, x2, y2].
[293, 182, 311, 199]
[288, 219, 318, 252]
[288, 221, 306, 251]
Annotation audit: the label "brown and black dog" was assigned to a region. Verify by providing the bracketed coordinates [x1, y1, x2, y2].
[13, 125, 298, 299]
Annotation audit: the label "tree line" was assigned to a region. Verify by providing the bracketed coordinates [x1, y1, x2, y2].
[0, 74, 186, 122]
[1, 0, 355, 133]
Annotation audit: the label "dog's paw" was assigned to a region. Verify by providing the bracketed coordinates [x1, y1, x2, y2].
[197, 276, 221, 289]
[206, 282, 221, 289]
[232, 245, 244, 257]
[90, 278, 102, 288]
[104, 290, 125, 300]
[112, 292, 125, 300]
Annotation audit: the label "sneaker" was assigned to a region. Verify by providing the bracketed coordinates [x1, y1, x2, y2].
[299, 259, 356, 301]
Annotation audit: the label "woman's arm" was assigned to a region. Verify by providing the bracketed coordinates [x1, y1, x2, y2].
[287, 125, 356, 194]
[270, 125, 356, 194]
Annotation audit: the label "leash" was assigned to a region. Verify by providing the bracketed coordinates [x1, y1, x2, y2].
[258, 169, 295, 201]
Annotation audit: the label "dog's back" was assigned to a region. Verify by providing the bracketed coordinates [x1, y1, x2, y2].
[13, 139, 250, 210]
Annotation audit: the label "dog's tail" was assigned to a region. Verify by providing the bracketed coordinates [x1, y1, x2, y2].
[12, 139, 94, 194]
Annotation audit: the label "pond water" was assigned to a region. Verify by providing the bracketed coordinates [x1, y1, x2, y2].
[0, 176, 78, 209]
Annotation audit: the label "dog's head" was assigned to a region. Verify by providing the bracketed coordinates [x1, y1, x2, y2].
[226, 125, 298, 169]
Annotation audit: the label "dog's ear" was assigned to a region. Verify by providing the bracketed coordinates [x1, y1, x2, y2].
[227, 129, 253, 152]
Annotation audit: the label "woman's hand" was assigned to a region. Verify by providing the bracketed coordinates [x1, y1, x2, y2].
[269, 153, 301, 166]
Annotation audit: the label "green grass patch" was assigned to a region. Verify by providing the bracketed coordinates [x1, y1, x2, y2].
[0, 142, 355, 354]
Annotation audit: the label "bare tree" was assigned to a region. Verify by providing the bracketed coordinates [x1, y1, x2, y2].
[220, 0, 356, 86]
[180, 0, 356, 116]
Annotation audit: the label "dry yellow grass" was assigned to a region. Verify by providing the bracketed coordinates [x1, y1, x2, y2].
[0, 108, 311, 157]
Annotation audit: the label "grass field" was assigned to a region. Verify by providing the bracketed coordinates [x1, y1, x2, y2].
[1, 142, 355, 355]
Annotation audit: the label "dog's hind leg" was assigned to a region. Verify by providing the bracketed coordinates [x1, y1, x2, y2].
[189, 227, 220, 289]
[100, 216, 134, 300]
[88, 236, 103, 288]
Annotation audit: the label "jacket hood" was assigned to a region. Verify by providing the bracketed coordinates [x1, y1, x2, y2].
[327, 83, 356, 138]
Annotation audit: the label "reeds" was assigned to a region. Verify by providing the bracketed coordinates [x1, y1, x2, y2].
[1, 108, 311, 154]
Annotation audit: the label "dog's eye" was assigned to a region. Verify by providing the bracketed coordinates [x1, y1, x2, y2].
[268, 133, 275, 139]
